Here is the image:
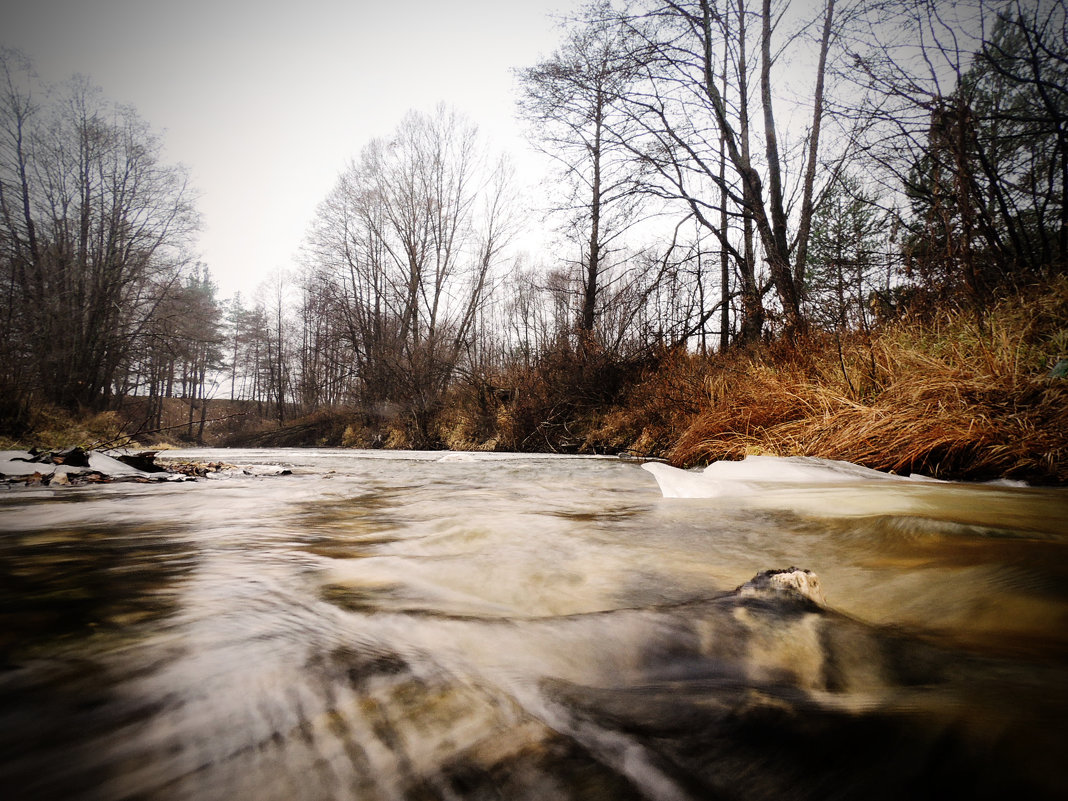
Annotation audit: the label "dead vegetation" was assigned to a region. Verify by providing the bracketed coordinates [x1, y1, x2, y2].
[653, 279, 1068, 482]
[3, 282, 1064, 484]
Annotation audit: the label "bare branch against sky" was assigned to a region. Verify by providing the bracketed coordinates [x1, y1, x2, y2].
[1, 0, 582, 297]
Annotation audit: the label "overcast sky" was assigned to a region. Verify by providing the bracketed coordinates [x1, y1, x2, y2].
[3, 0, 580, 298]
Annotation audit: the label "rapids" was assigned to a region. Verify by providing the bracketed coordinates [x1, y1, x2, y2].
[1, 449, 1065, 800]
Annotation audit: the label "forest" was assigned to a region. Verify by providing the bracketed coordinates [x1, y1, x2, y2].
[1, 0, 1065, 481]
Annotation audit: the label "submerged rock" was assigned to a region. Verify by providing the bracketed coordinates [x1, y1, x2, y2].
[309, 566, 1064, 800]
[737, 567, 827, 605]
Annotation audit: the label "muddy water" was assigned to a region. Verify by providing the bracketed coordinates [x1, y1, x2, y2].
[1, 449, 1066, 800]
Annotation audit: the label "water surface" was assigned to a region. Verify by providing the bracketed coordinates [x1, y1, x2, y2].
[1, 449, 1066, 800]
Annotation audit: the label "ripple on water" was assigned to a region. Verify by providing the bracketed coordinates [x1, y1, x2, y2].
[0, 453, 1066, 800]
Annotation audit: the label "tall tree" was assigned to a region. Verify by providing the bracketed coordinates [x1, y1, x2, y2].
[615, 0, 841, 340]
[0, 54, 198, 409]
[847, 0, 1066, 303]
[305, 107, 514, 444]
[805, 174, 886, 330]
[517, 1, 647, 346]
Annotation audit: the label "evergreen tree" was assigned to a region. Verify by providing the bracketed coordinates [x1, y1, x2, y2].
[805, 175, 886, 331]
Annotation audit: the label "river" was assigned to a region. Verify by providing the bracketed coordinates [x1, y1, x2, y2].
[1, 448, 1066, 800]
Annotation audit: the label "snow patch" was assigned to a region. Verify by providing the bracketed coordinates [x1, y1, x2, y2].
[642, 455, 941, 499]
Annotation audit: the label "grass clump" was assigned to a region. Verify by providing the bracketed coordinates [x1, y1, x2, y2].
[660, 280, 1067, 483]
[0, 403, 127, 451]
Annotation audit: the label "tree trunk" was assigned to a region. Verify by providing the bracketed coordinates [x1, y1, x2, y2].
[581, 94, 605, 340]
[758, 0, 803, 335]
[719, 10, 732, 352]
[793, 0, 836, 291]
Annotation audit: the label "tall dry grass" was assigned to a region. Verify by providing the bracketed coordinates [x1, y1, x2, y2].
[0, 404, 126, 451]
[662, 279, 1068, 482]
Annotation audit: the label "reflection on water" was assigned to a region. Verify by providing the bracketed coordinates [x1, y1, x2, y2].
[1, 448, 1066, 800]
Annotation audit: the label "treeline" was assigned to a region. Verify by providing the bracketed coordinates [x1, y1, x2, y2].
[1, 0, 1064, 450]
[0, 56, 199, 418]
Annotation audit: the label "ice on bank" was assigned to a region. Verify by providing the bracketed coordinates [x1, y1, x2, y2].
[642, 454, 1031, 501]
[641, 455, 930, 499]
[0, 450, 160, 479]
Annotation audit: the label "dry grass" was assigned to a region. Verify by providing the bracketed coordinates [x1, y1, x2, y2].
[0, 404, 126, 451]
[663, 279, 1068, 483]
[4, 280, 1063, 482]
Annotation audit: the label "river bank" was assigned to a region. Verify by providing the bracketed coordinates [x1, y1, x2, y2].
[2, 281, 1065, 484]
[599, 284, 1068, 483]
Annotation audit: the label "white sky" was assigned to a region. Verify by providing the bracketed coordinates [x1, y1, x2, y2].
[2, 0, 581, 299]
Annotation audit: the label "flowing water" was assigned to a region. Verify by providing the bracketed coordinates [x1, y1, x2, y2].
[1, 448, 1066, 801]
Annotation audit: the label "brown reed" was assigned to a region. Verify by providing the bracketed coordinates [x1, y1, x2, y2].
[661, 279, 1068, 483]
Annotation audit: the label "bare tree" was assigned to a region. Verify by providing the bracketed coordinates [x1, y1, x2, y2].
[614, 0, 843, 340]
[0, 54, 198, 410]
[119, 264, 223, 436]
[517, 0, 649, 347]
[844, 0, 1066, 302]
[305, 106, 514, 444]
